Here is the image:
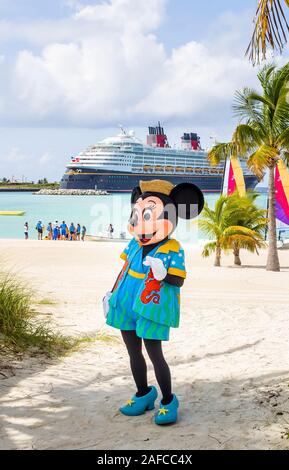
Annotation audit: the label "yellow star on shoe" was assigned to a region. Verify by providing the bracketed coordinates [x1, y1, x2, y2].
[158, 408, 169, 416]
[126, 399, 135, 407]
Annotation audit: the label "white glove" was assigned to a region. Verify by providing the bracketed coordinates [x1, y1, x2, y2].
[143, 256, 167, 281]
[102, 291, 112, 318]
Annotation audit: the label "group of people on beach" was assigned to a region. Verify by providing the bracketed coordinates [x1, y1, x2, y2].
[24, 221, 87, 241]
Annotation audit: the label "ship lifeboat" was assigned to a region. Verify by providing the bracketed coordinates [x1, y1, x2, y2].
[155, 165, 163, 172]
[144, 165, 152, 172]
[186, 167, 193, 173]
[68, 170, 75, 175]
[176, 166, 185, 172]
[195, 167, 202, 174]
[165, 166, 174, 172]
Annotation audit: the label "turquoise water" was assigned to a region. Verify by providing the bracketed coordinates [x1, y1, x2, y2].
[0, 191, 268, 242]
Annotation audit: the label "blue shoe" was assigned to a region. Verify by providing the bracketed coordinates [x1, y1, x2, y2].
[120, 386, 158, 416]
[154, 394, 179, 425]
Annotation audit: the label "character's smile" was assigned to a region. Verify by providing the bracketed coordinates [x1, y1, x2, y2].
[138, 232, 157, 244]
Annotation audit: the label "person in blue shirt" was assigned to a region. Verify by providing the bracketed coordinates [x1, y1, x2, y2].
[60, 221, 68, 240]
[76, 223, 81, 241]
[104, 180, 204, 426]
[52, 225, 59, 241]
[46, 222, 52, 240]
[81, 226, 87, 241]
[35, 220, 43, 240]
[69, 223, 76, 241]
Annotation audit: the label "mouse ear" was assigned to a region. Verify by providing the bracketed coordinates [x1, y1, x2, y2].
[131, 186, 142, 204]
[170, 183, 204, 219]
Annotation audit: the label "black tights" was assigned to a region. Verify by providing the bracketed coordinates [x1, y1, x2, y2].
[121, 330, 172, 405]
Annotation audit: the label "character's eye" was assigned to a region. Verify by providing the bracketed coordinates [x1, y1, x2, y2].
[129, 209, 139, 227]
[143, 207, 153, 221]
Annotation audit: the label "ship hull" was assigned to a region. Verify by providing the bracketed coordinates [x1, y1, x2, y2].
[60, 170, 259, 193]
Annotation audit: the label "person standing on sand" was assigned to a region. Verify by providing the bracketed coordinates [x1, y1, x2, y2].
[81, 226, 86, 241]
[76, 223, 81, 241]
[36, 220, 43, 240]
[52, 225, 59, 241]
[69, 223, 76, 241]
[24, 222, 29, 240]
[108, 223, 114, 239]
[103, 180, 204, 426]
[47, 222, 52, 240]
[60, 221, 68, 240]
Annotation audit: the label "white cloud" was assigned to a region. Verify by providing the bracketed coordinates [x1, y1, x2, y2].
[75, 0, 166, 32]
[0, 0, 258, 130]
[0, 146, 57, 181]
[5, 147, 32, 162]
[136, 41, 256, 125]
[63, 0, 83, 10]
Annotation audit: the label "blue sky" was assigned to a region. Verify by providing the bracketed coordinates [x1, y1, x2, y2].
[0, 0, 279, 181]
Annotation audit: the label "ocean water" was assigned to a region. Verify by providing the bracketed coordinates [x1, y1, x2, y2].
[0, 191, 268, 242]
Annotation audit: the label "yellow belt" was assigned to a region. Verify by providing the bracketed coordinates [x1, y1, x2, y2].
[128, 269, 146, 279]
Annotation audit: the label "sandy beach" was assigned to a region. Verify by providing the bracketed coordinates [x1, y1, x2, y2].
[0, 239, 289, 450]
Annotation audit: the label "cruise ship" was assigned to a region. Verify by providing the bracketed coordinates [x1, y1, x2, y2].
[60, 124, 259, 192]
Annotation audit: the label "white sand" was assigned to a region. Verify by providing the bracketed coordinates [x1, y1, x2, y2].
[0, 239, 289, 450]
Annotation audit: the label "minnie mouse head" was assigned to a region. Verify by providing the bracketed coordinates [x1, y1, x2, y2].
[128, 180, 204, 245]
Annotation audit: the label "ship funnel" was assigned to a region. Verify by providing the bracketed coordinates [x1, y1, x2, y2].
[181, 132, 201, 150]
[147, 122, 168, 148]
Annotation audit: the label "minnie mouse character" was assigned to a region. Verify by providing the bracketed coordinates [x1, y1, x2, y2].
[104, 180, 204, 425]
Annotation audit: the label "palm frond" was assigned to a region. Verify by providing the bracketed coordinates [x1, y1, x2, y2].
[202, 242, 217, 258]
[281, 150, 289, 166]
[246, 0, 289, 65]
[208, 142, 238, 166]
[233, 88, 264, 122]
[223, 226, 263, 238]
[247, 145, 279, 178]
[257, 64, 277, 90]
[272, 81, 289, 131]
[276, 126, 289, 147]
[198, 220, 220, 238]
[233, 124, 262, 155]
[270, 62, 289, 103]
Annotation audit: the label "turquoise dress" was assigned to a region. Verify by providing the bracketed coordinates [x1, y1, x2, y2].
[106, 238, 186, 341]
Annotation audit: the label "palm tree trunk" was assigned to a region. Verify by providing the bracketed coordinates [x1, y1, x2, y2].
[215, 244, 221, 267]
[266, 164, 280, 272]
[233, 244, 242, 266]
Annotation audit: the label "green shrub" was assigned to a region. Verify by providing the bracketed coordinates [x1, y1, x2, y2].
[0, 272, 75, 356]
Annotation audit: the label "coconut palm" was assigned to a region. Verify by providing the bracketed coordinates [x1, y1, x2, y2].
[247, 0, 289, 64]
[199, 196, 229, 267]
[225, 192, 268, 266]
[208, 63, 289, 271]
[199, 194, 267, 267]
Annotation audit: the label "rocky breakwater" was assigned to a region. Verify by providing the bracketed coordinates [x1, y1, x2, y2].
[34, 189, 109, 196]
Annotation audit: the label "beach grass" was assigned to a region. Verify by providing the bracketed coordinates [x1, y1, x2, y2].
[62, 333, 120, 357]
[0, 270, 119, 358]
[37, 298, 58, 306]
[0, 271, 80, 356]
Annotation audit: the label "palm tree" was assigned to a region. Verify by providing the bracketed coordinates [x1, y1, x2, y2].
[199, 196, 227, 267]
[225, 192, 268, 266]
[208, 63, 289, 271]
[247, 0, 289, 64]
[199, 194, 266, 267]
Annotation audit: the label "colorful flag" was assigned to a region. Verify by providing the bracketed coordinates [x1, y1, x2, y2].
[227, 158, 246, 196]
[275, 160, 289, 225]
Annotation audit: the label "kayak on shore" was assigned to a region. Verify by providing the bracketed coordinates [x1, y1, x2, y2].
[0, 211, 25, 216]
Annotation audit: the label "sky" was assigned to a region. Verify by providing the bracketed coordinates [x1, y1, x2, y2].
[0, 0, 285, 182]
